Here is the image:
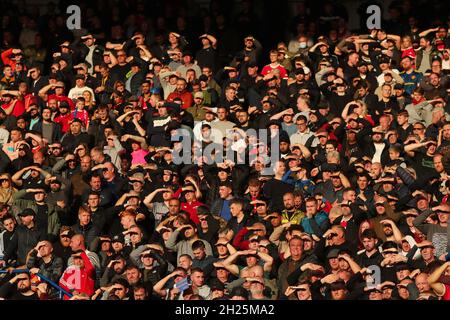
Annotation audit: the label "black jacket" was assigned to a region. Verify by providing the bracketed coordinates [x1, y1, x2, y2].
[26, 250, 65, 283]
[72, 222, 100, 250]
[3, 224, 43, 265]
[31, 120, 63, 144]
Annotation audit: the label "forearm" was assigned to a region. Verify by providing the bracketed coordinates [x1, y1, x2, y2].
[143, 190, 160, 207]
[222, 252, 240, 266]
[347, 258, 361, 274]
[391, 225, 403, 244]
[153, 274, 172, 295]
[428, 262, 448, 284]
[269, 225, 285, 244]
[404, 142, 425, 153]
[38, 84, 52, 97]
[165, 230, 179, 250]
[11, 167, 27, 184]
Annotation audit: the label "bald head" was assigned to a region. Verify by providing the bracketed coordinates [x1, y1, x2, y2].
[415, 273, 430, 293]
[70, 234, 86, 251]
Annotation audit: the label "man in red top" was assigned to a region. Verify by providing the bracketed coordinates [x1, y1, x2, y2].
[179, 185, 205, 224]
[1, 48, 24, 71]
[166, 78, 193, 109]
[53, 101, 74, 133]
[261, 49, 288, 79]
[0, 91, 25, 117]
[39, 81, 75, 110]
[59, 250, 95, 299]
[428, 260, 450, 300]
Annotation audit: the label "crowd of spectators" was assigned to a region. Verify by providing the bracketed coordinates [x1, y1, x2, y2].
[0, 0, 449, 301]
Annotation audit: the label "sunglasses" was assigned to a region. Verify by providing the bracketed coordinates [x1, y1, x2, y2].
[0, 179, 8, 182]
[295, 288, 307, 292]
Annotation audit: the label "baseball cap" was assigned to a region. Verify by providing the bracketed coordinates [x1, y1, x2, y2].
[194, 92, 204, 99]
[394, 83, 404, 90]
[111, 234, 125, 243]
[294, 68, 305, 75]
[230, 287, 249, 299]
[326, 248, 340, 259]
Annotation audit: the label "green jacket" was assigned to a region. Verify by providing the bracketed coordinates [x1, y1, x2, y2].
[12, 189, 61, 237]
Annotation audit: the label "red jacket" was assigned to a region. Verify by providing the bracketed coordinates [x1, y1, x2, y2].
[47, 94, 76, 110]
[54, 113, 74, 133]
[180, 200, 205, 224]
[1, 48, 18, 70]
[1, 99, 25, 117]
[232, 227, 251, 250]
[167, 90, 193, 109]
[59, 251, 95, 299]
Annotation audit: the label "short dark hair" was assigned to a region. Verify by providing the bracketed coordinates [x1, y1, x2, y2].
[191, 240, 205, 251]
[190, 267, 204, 275]
[229, 198, 244, 209]
[296, 115, 307, 123]
[0, 214, 15, 224]
[361, 229, 377, 240]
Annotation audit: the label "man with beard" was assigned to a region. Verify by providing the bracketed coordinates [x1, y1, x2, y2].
[26, 102, 41, 130]
[281, 192, 304, 225]
[0, 272, 39, 300]
[356, 229, 383, 268]
[61, 118, 92, 153]
[0, 91, 25, 118]
[100, 254, 127, 287]
[53, 101, 73, 134]
[31, 106, 62, 144]
[166, 221, 213, 262]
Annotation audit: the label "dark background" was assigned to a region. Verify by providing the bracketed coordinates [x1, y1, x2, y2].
[0, 0, 449, 71]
